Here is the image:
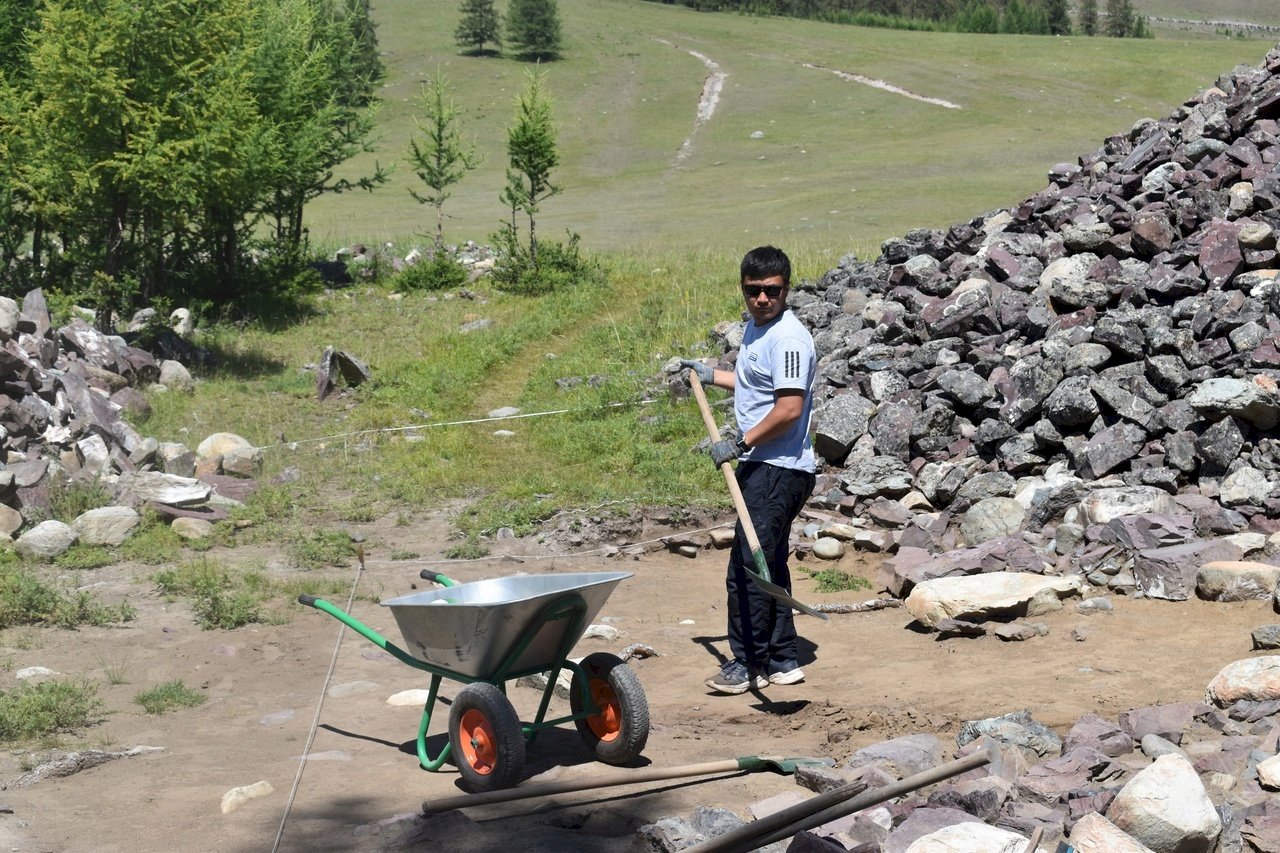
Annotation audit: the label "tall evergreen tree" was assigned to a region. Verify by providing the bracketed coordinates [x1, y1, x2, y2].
[1079, 0, 1097, 34]
[507, 0, 561, 61]
[502, 69, 558, 269]
[407, 72, 480, 250]
[1104, 0, 1134, 36]
[1044, 0, 1070, 34]
[455, 0, 501, 54]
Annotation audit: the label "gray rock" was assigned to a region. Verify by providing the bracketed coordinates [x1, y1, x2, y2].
[72, 506, 141, 546]
[960, 497, 1025, 546]
[15, 520, 77, 559]
[957, 709, 1063, 759]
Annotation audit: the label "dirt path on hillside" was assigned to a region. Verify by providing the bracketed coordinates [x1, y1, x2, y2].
[0, 508, 1273, 851]
[655, 39, 727, 166]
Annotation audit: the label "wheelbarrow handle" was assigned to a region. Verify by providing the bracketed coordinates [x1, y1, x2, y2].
[419, 570, 457, 587]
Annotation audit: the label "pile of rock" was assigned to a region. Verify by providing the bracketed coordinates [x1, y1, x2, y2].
[0, 288, 260, 556]
[635, 657, 1280, 851]
[669, 44, 1280, 608]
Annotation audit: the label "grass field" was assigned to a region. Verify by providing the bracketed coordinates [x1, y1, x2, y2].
[305, 0, 1274, 257]
[134, 4, 1280, 541]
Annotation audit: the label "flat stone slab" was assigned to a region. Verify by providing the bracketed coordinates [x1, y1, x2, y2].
[905, 572, 1084, 629]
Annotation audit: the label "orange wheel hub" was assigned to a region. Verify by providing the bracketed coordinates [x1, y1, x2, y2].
[585, 678, 621, 742]
[458, 709, 498, 774]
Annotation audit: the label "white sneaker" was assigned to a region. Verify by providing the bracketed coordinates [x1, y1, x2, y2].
[766, 663, 805, 685]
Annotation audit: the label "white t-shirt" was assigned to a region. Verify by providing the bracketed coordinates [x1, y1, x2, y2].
[735, 310, 816, 473]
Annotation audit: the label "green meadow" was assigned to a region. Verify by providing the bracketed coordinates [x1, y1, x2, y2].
[309, 0, 1274, 257]
[139, 6, 1278, 541]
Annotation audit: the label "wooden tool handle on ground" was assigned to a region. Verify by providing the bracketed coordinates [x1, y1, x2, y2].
[422, 758, 746, 813]
[688, 374, 766, 561]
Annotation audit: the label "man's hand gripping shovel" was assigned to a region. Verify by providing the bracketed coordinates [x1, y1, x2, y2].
[687, 374, 827, 621]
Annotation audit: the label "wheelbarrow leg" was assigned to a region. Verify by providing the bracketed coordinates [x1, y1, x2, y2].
[416, 674, 453, 771]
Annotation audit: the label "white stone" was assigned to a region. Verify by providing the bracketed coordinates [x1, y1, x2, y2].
[1223, 531, 1267, 555]
[905, 572, 1083, 629]
[170, 307, 194, 337]
[1257, 753, 1280, 790]
[117, 470, 211, 505]
[15, 520, 78, 559]
[73, 506, 141, 546]
[1107, 753, 1221, 853]
[196, 432, 252, 463]
[818, 523, 860, 541]
[904, 822, 1033, 853]
[0, 296, 19, 341]
[158, 360, 194, 393]
[1069, 812, 1156, 853]
[1220, 466, 1271, 506]
[220, 780, 274, 814]
[960, 497, 1025, 545]
[0, 505, 23, 537]
[582, 624, 620, 641]
[812, 537, 845, 560]
[16, 666, 59, 680]
[1079, 487, 1179, 525]
[1196, 560, 1280, 601]
[679, 619, 695, 625]
[1206, 656, 1280, 706]
[75, 434, 112, 478]
[386, 689, 431, 707]
[172, 517, 214, 540]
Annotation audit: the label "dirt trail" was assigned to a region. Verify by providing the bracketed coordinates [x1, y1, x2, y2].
[655, 38, 727, 165]
[1, 514, 1271, 851]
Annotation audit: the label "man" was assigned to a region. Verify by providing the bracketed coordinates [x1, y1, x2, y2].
[681, 245, 817, 695]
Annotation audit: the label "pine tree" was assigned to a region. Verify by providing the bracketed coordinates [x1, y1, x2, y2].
[1104, 0, 1133, 36]
[502, 69, 559, 268]
[1044, 0, 1071, 34]
[507, 0, 561, 61]
[1079, 0, 1097, 35]
[407, 72, 480, 251]
[455, 0, 501, 54]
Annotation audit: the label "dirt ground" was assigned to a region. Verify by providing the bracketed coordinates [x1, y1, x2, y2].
[1, 510, 1274, 852]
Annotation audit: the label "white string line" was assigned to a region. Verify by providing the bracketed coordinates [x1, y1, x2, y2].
[270, 556, 365, 853]
[257, 398, 660, 452]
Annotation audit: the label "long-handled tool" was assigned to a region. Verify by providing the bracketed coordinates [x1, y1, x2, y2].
[688, 374, 827, 621]
[422, 754, 834, 814]
[686, 746, 994, 853]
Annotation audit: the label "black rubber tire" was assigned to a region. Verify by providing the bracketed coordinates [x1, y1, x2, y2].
[570, 652, 650, 765]
[448, 682, 526, 792]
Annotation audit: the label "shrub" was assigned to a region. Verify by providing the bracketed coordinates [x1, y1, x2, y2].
[395, 251, 468, 292]
[134, 680, 206, 715]
[0, 679, 102, 741]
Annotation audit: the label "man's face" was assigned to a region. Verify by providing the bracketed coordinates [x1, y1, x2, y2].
[741, 274, 787, 324]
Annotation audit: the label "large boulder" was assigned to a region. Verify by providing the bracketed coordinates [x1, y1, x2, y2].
[1106, 753, 1221, 853]
[905, 572, 1083, 629]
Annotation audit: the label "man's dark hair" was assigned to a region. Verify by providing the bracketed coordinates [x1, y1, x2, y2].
[740, 245, 791, 286]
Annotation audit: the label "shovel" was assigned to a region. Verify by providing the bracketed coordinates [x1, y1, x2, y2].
[422, 754, 835, 813]
[688, 374, 827, 621]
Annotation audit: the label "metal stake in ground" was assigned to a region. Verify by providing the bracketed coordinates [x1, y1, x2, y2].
[688, 374, 827, 621]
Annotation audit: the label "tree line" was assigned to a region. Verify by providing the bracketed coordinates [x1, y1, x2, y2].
[640, 0, 1152, 37]
[0, 0, 386, 323]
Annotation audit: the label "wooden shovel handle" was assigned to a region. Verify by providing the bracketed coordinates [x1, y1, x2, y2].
[422, 758, 745, 813]
[688, 374, 766, 560]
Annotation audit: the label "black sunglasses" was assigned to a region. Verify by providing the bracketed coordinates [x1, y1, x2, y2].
[742, 284, 784, 299]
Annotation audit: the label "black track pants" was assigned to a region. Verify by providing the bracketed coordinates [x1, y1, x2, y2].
[726, 460, 816, 671]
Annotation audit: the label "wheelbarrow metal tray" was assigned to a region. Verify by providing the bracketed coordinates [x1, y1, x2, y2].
[381, 571, 632, 679]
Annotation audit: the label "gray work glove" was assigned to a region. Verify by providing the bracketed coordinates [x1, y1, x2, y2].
[709, 433, 747, 467]
[679, 358, 715, 386]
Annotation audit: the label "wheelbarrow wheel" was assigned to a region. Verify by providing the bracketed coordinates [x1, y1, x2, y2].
[448, 682, 526, 792]
[570, 652, 649, 765]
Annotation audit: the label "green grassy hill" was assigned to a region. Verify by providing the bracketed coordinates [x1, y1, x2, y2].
[306, 0, 1273, 258]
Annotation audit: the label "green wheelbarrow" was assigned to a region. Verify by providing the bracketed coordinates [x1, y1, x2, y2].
[298, 569, 649, 792]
